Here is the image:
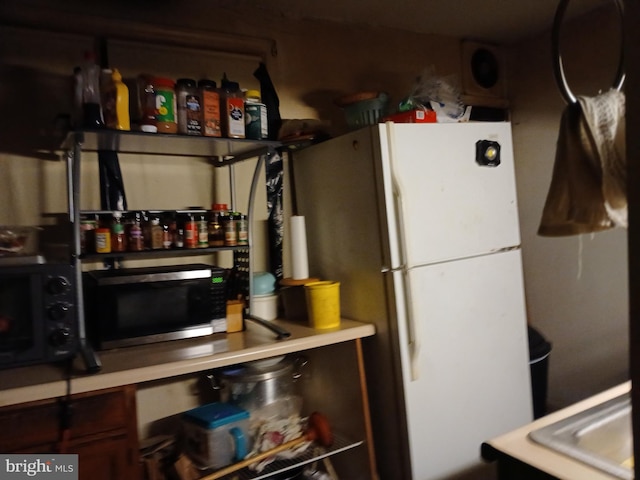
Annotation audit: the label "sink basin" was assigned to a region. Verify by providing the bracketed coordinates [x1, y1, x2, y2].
[529, 392, 633, 479]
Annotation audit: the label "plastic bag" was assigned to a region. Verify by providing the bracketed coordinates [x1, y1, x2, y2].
[401, 66, 469, 122]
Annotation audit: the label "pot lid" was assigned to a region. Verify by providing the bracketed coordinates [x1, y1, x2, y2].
[220, 357, 293, 382]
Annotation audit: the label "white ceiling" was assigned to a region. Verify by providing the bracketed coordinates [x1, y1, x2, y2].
[224, 0, 612, 43]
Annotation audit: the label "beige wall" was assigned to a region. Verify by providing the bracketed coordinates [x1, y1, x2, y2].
[509, 5, 628, 408]
[0, 0, 629, 416]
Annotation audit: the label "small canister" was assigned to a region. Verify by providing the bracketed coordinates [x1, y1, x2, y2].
[220, 73, 245, 139]
[244, 89, 268, 140]
[95, 227, 111, 254]
[199, 79, 221, 137]
[183, 211, 198, 249]
[176, 78, 202, 136]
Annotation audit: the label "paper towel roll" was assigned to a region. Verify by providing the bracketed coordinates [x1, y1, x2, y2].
[290, 215, 309, 280]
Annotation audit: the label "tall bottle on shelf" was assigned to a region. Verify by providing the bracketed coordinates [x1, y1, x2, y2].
[81, 51, 104, 128]
[102, 68, 131, 131]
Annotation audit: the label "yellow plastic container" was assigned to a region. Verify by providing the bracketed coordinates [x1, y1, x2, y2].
[103, 68, 130, 130]
[304, 281, 341, 329]
[112, 69, 130, 130]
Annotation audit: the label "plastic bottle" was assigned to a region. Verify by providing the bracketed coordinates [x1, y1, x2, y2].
[220, 73, 245, 138]
[153, 77, 177, 134]
[176, 78, 202, 136]
[139, 75, 158, 133]
[244, 89, 268, 140]
[199, 79, 221, 137]
[81, 51, 104, 128]
[102, 69, 131, 131]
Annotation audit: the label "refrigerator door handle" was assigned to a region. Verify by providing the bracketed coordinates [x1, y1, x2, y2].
[402, 267, 421, 381]
[386, 121, 421, 381]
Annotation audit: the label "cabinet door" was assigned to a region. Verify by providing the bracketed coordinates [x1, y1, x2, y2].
[72, 434, 136, 480]
[0, 385, 140, 480]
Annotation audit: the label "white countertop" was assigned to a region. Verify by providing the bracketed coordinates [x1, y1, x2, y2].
[483, 381, 631, 480]
[0, 318, 375, 407]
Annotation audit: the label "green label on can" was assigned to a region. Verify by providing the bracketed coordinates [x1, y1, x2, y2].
[156, 90, 176, 122]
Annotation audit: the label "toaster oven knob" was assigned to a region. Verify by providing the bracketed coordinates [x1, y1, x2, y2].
[47, 276, 70, 295]
[48, 303, 69, 321]
[50, 328, 71, 347]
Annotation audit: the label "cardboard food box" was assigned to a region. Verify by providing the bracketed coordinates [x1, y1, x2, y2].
[381, 109, 437, 124]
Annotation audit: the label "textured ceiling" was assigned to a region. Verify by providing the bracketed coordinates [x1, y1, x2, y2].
[221, 0, 612, 43]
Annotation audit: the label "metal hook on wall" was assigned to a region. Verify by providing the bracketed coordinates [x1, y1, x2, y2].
[552, 0, 625, 104]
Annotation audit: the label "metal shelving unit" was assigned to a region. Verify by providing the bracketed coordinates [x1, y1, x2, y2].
[61, 129, 281, 372]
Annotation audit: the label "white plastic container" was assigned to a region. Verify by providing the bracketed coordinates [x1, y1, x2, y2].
[252, 294, 278, 321]
[182, 402, 250, 469]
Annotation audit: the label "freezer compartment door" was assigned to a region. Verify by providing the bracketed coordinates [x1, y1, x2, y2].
[399, 249, 533, 479]
[383, 122, 522, 266]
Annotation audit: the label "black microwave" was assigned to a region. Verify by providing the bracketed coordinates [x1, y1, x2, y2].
[0, 263, 78, 369]
[83, 263, 227, 350]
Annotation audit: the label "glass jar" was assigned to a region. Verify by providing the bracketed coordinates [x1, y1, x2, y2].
[127, 211, 144, 251]
[208, 203, 227, 247]
[111, 211, 127, 252]
[223, 212, 239, 246]
[183, 211, 198, 249]
[150, 213, 164, 250]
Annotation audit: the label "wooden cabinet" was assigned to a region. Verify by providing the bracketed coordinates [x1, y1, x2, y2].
[0, 385, 140, 479]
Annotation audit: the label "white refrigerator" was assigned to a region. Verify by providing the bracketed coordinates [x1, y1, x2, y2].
[292, 122, 533, 480]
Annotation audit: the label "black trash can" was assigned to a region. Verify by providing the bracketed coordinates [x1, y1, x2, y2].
[528, 326, 552, 419]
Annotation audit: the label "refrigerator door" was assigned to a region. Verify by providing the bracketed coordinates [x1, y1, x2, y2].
[398, 248, 533, 479]
[380, 122, 521, 267]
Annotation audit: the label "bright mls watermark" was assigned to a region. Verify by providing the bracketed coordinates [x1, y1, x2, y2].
[0, 455, 77, 479]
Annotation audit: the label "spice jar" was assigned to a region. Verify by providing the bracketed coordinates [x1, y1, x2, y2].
[199, 79, 221, 137]
[127, 211, 144, 251]
[223, 212, 239, 246]
[150, 213, 164, 250]
[111, 211, 127, 252]
[152, 77, 177, 134]
[176, 78, 202, 136]
[208, 203, 227, 247]
[95, 227, 111, 254]
[220, 73, 245, 139]
[197, 212, 209, 248]
[183, 211, 198, 249]
[244, 89, 268, 140]
[237, 214, 248, 246]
